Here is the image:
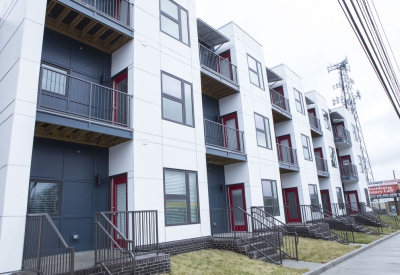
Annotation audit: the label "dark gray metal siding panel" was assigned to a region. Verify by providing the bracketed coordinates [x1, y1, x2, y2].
[202, 94, 220, 122]
[207, 164, 227, 209]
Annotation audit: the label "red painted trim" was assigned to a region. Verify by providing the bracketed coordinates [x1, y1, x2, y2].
[283, 188, 301, 223]
[320, 189, 332, 216]
[314, 148, 323, 158]
[308, 108, 316, 117]
[277, 135, 292, 148]
[111, 174, 127, 248]
[346, 190, 360, 214]
[228, 184, 247, 232]
[222, 112, 240, 151]
[113, 71, 128, 123]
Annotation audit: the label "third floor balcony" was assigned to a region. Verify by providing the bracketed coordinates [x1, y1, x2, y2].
[315, 156, 329, 178]
[308, 113, 323, 137]
[333, 126, 352, 148]
[277, 143, 299, 173]
[340, 163, 359, 183]
[270, 88, 292, 123]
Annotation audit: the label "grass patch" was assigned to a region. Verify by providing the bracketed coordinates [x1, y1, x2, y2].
[352, 232, 382, 244]
[169, 249, 308, 275]
[297, 237, 360, 263]
[382, 227, 398, 235]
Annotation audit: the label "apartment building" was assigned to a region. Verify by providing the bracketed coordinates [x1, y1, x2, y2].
[0, 0, 372, 274]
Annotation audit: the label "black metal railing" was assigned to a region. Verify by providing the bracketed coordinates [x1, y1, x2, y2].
[340, 163, 359, 180]
[365, 203, 400, 229]
[277, 143, 298, 166]
[334, 126, 352, 145]
[209, 207, 284, 264]
[38, 66, 132, 127]
[251, 207, 298, 261]
[270, 89, 291, 115]
[22, 214, 74, 275]
[315, 156, 329, 173]
[199, 44, 238, 84]
[75, 0, 131, 27]
[308, 113, 322, 132]
[204, 119, 245, 154]
[284, 205, 351, 244]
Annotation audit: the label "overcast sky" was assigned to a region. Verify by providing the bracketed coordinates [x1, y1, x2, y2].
[196, 0, 400, 181]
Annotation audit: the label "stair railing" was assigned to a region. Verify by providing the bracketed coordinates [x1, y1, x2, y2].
[360, 202, 399, 229]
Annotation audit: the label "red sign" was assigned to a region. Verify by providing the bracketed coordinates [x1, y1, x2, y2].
[368, 180, 400, 198]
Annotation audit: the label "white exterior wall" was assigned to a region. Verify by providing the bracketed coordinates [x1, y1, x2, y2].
[0, 0, 47, 272]
[216, 23, 284, 221]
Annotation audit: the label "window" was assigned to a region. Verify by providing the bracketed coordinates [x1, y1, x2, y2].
[309, 184, 319, 206]
[329, 147, 338, 168]
[28, 181, 60, 215]
[364, 188, 371, 207]
[358, 155, 364, 173]
[336, 187, 344, 205]
[161, 72, 194, 126]
[294, 89, 304, 114]
[322, 110, 331, 130]
[352, 124, 358, 141]
[247, 55, 264, 90]
[254, 113, 272, 149]
[41, 64, 68, 96]
[301, 134, 312, 161]
[160, 0, 189, 45]
[164, 169, 199, 225]
[261, 180, 280, 216]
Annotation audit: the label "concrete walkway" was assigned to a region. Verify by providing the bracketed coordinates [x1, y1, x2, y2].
[318, 232, 400, 275]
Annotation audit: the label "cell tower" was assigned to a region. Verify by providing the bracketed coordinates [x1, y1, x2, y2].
[328, 57, 374, 184]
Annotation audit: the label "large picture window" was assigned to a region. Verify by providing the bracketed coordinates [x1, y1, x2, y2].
[294, 89, 304, 114]
[160, 0, 189, 45]
[161, 72, 194, 126]
[329, 147, 338, 168]
[28, 181, 61, 215]
[261, 180, 280, 216]
[301, 134, 312, 161]
[308, 184, 319, 206]
[247, 55, 264, 90]
[254, 113, 272, 149]
[164, 169, 199, 225]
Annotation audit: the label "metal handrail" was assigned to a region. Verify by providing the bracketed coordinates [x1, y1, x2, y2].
[38, 66, 132, 128]
[315, 156, 329, 173]
[308, 113, 322, 131]
[334, 126, 352, 145]
[22, 214, 74, 275]
[340, 162, 359, 179]
[269, 89, 291, 115]
[199, 44, 238, 85]
[74, 0, 132, 27]
[276, 143, 298, 166]
[204, 119, 245, 154]
[365, 203, 399, 228]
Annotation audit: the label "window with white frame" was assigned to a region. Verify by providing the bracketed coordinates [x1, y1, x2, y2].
[161, 72, 194, 126]
[322, 110, 331, 130]
[309, 184, 319, 206]
[160, 0, 189, 45]
[261, 180, 280, 216]
[247, 55, 264, 90]
[28, 181, 61, 215]
[164, 169, 199, 225]
[254, 113, 272, 149]
[352, 124, 358, 141]
[329, 147, 338, 168]
[301, 134, 312, 161]
[294, 89, 304, 114]
[358, 155, 364, 173]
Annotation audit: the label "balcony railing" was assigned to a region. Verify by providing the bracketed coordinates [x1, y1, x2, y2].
[199, 44, 238, 85]
[340, 163, 359, 180]
[308, 113, 322, 132]
[37, 66, 132, 128]
[75, 0, 131, 27]
[334, 126, 352, 145]
[270, 89, 291, 115]
[204, 119, 245, 154]
[315, 156, 329, 173]
[277, 143, 298, 166]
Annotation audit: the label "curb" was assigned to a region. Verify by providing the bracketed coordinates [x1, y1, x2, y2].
[302, 230, 400, 275]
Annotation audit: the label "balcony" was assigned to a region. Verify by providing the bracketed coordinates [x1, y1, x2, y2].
[45, 0, 133, 53]
[315, 157, 329, 178]
[35, 66, 133, 148]
[333, 126, 352, 148]
[204, 119, 246, 165]
[277, 143, 299, 173]
[270, 89, 292, 123]
[199, 44, 240, 99]
[340, 163, 359, 183]
[308, 113, 323, 137]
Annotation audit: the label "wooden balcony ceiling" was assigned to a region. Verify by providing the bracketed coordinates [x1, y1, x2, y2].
[34, 122, 129, 148]
[46, 0, 131, 53]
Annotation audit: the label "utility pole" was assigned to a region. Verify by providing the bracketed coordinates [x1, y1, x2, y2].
[394, 170, 400, 215]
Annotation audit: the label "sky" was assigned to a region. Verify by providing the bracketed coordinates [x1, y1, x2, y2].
[196, 0, 400, 181]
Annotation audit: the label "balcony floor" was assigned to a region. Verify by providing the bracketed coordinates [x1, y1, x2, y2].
[271, 106, 292, 123]
[206, 146, 247, 165]
[317, 171, 330, 178]
[279, 163, 300, 173]
[200, 67, 240, 99]
[334, 138, 352, 149]
[342, 176, 359, 183]
[310, 127, 323, 137]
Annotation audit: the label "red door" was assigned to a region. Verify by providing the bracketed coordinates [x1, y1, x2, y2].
[113, 71, 128, 125]
[340, 155, 352, 175]
[320, 190, 331, 216]
[277, 135, 293, 163]
[112, 175, 127, 247]
[222, 113, 240, 151]
[346, 191, 360, 214]
[228, 184, 247, 232]
[219, 51, 233, 80]
[283, 188, 301, 223]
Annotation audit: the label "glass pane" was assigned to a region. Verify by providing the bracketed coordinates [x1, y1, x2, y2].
[256, 130, 267, 147]
[301, 135, 308, 147]
[180, 9, 189, 45]
[262, 180, 273, 197]
[254, 114, 265, 130]
[163, 97, 183, 123]
[225, 119, 239, 151]
[28, 182, 60, 214]
[232, 189, 245, 225]
[294, 89, 300, 100]
[184, 83, 193, 126]
[160, 0, 178, 20]
[161, 15, 179, 39]
[116, 183, 127, 237]
[248, 56, 257, 71]
[165, 170, 186, 195]
[162, 73, 182, 99]
[116, 78, 127, 93]
[295, 100, 303, 113]
[249, 70, 259, 86]
[41, 65, 67, 95]
[257, 62, 264, 89]
[166, 199, 187, 224]
[264, 118, 272, 148]
[189, 173, 198, 222]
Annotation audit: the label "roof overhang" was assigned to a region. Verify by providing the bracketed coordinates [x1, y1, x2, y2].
[266, 67, 283, 83]
[330, 111, 344, 122]
[305, 96, 315, 105]
[197, 18, 229, 47]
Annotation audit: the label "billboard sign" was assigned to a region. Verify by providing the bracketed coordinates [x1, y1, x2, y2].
[368, 180, 400, 198]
